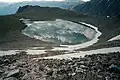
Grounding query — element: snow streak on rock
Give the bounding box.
[108,34,120,41]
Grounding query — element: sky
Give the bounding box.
[0,0,90,3]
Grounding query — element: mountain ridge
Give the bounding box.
[0,1,81,15]
[72,0,120,19]
[15,5,84,20]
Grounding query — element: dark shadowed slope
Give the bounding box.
[15,5,84,20]
[0,16,25,38]
[72,0,120,19]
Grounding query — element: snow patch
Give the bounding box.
[42,47,120,59]
[0,48,47,56]
[108,34,120,41]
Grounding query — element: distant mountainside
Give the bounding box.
[15,5,83,20]
[72,0,120,18]
[0,1,82,15]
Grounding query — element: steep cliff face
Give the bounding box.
[16,5,36,13]
[72,0,120,18]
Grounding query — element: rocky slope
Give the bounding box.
[72,0,120,19]
[0,16,25,38]
[16,5,83,20]
[0,52,120,80]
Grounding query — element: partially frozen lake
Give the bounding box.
[0,19,105,59]
[22,19,96,45]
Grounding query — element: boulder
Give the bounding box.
[4,59,11,64]
[0,70,4,74]
[7,69,20,77]
[4,77,18,80]
[22,73,38,80]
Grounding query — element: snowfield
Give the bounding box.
[42,47,120,59]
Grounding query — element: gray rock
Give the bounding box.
[71,73,76,76]
[0,70,4,74]
[105,76,111,80]
[4,59,10,64]
[4,77,18,80]
[7,69,19,77]
[22,73,38,80]
[75,67,84,73]
[9,65,17,70]
[52,69,57,78]
[0,77,4,80]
